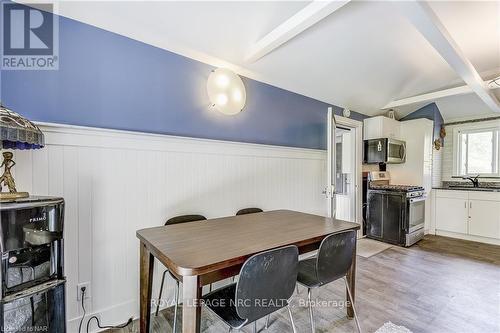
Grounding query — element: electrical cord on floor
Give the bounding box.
[86,316,133,332]
[77,286,133,333]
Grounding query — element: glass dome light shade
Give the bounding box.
[207,68,246,115]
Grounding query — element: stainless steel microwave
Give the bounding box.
[364,138,406,164]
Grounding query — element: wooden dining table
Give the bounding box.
[136,209,360,333]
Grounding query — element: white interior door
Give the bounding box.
[326,107,336,218]
[335,128,356,222]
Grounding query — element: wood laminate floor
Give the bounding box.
[104,235,500,333]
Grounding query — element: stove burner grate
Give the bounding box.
[369,184,424,192]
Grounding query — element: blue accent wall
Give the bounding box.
[401,103,444,142]
[0,6,366,150]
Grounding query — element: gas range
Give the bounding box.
[368,184,425,197]
[367,171,425,198]
[366,171,426,247]
[369,184,424,192]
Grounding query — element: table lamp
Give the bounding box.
[0,103,45,200]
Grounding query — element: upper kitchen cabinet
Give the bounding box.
[363,116,401,140]
[403,119,433,162]
[389,118,434,231]
[390,118,434,186]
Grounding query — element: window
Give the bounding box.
[457,128,499,176]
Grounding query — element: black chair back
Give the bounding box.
[316,230,356,285]
[165,214,207,226]
[236,208,263,216]
[235,245,298,322]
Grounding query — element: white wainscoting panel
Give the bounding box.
[9,123,327,330]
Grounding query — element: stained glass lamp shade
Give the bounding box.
[0,104,44,200]
[1,104,44,149]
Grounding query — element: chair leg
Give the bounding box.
[156,270,168,316]
[287,305,297,333]
[173,280,180,333]
[253,321,257,333]
[307,288,315,333]
[344,277,362,333]
[296,284,299,295]
[265,315,270,329]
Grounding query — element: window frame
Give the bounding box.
[453,125,500,177]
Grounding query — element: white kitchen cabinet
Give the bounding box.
[434,190,500,243]
[435,196,468,234]
[389,118,434,231]
[363,116,400,140]
[468,199,500,239]
[390,119,433,188]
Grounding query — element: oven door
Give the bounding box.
[0,280,66,333]
[387,139,406,163]
[408,197,425,233]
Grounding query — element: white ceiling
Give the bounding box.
[35,1,500,121]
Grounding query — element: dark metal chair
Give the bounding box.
[156,214,207,332]
[203,245,299,333]
[236,207,263,216]
[233,208,263,282]
[297,230,361,333]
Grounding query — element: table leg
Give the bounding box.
[346,241,357,318]
[182,275,202,333]
[140,242,154,333]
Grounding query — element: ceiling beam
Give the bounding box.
[383,85,471,109]
[383,79,500,109]
[395,1,500,113]
[245,0,351,63]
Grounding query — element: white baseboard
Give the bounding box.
[435,230,500,246]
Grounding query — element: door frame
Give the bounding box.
[334,115,363,236]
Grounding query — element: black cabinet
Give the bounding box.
[367,191,404,245]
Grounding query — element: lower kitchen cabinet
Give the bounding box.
[469,199,500,239]
[434,190,500,244]
[435,197,468,234]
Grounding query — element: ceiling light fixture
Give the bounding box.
[207,68,246,115]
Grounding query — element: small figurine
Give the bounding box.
[440,126,446,139]
[433,139,442,151]
[0,152,17,193]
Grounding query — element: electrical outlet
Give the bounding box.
[77,282,91,301]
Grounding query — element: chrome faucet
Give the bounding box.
[462,175,480,187]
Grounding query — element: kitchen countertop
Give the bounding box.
[434,181,500,192]
[433,186,500,192]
